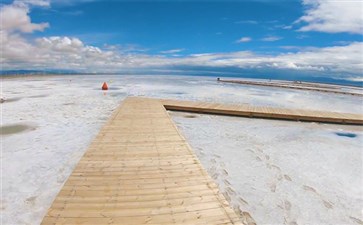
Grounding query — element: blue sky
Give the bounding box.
[1,0,362,82]
[29,0,359,53]
[32,1,304,53]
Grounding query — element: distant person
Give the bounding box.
[217,77,220,81]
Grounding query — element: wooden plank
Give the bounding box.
[42,96,361,225]
[42,207,241,225]
[218,79,363,97]
[161,99,363,125]
[41,97,242,225]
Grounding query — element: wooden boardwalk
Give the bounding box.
[218,79,363,97]
[41,97,242,225]
[41,96,362,225]
[161,99,363,125]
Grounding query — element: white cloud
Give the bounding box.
[271,42,363,73]
[0,0,362,78]
[166,43,362,75]
[103,43,149,53]
[347,76,363,82]
[1,32,362,75]
[279,46,319,51]
[14,0,50,7]
[0,3,49,33]
[261,36,282,42]
[297,0,363,34]
[160,49,185,54]
[0,1,49,65]
[236,37,252,43]
[36,36,84,52]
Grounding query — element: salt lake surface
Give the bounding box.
[1,75,362,225]
[171,111,363,225]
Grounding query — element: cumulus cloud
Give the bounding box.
[297,0,363,34]
[5,37,361,75]
[0,0,362,77]
[0,1,50,67]
[0,3,49,33]
[36,36,84,52]
[236,37,252,43]
[269,42,363,73]
[159,43,362,75]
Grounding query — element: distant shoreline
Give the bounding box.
[217,78,363,96]
[1,73,362,88]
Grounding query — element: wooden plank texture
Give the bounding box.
[41,96,362,225]
[161,99,363,125]
[41,97,242,225]
[218,79,363,97]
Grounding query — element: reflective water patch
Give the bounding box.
[0,124,36,136]
[335,132,357,138]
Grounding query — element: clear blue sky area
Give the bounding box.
[27,0,360,54]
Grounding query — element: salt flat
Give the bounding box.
[171,111,363,225]
[1,75,362,225]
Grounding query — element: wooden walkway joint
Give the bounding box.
[41,97,363,225]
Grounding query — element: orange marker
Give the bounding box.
[102,82,108,90]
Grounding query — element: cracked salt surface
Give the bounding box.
[1,75,363,224]
[170,112,363,225]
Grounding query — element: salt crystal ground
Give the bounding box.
[171,112,363,225]
[1,75,362,224]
